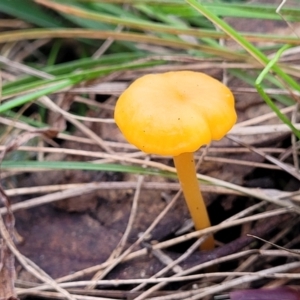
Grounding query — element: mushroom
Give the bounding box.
[114,71,236,250]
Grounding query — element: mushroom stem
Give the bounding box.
[173,152,214,250]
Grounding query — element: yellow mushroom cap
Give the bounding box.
[114,71,237,156]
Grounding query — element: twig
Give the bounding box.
[132,209,291,299]
[223,220,297,282]
[39,96,114,153]
[54,207,291,283]
[228,136,300,181]
[189,262,300,300]
[0,55,54,79]
[145,262,300,300]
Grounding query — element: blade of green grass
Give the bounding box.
[0,80,72,113]
[1,160,174,178]
[0,0,64,27]
[186,0,300,92]
[82,0,299,21]
[72,0,300,22]
[187,0,300,138]
[135,3,224,50]
[33,1,300,46]
[255,45,300,139]
[35,0,189,31]
[2,53,145,93]
[1,58,165,101]
[2,160,300,211]
[230,69,294,106]
[157,2,300,21]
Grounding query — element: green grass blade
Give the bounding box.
[145,2,300,21]
[0,80,72,113]
[255,45,300,139]
[0,59,165,112]
[186,0,300,90]
[3,59,165,98]
[2,53,145,93]
[0,0,64,27]
[230,69,294,106]
[1,160,174,178]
